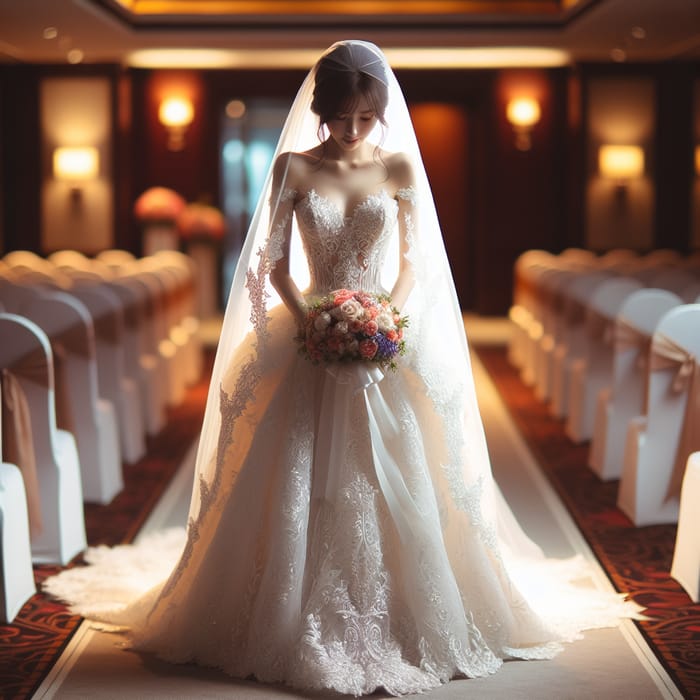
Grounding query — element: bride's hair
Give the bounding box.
[310,43,389,129]
[310,42,389,172]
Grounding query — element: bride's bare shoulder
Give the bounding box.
[382,150,415,189]
[273,149,323,188]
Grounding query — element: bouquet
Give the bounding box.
[297,289,408,371]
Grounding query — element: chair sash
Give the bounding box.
[587,308,615,344]
[615,318,652,409]
[1,353,47,536]
[51,321,92,433]
[649,333,700,499]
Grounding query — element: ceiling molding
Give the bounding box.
[89,0,601,30]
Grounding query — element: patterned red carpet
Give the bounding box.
[0,358,211,700]
[476,345,700,700]
[2,346,698,699]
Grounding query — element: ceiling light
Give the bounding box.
[127,46,570,70]
[67,48,84,64]
[610,48,626,63]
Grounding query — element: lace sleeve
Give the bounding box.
[266,182,297,270]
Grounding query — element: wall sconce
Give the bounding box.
[599,144,644,203]
[506,97,541,151]
[53,146,99,206]
[159,97,194,151]
[695,145,700,177]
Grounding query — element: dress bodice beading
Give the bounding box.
[294,188,398,295]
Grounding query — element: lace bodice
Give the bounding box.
[294,188,398,294]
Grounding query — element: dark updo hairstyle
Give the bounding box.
[310,43,389,132]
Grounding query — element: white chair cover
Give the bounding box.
[589,289,682,480]
[550,271,611,419]
[671,451,700,602]
[618,304,700,525]
[0,375,37,622]
[22,291,123,504]
[565,277,643,443]
[69,284,146,464]
[0,313,86,564]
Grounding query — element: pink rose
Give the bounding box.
[386,330,398,342]
[363,320,378,336]
[333,289,354,305]
[359,339,378,359]
[356,292,373,308]
[366,306,379,320]
[349,320,363,333]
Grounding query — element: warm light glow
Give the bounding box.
[695,146,700,177]
[506,98,541,128]
[599,145,644,179]
[158,97,194,128]
[128,47,570,70]
[53,147,99,180]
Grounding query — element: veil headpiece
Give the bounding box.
[188,40,503,551]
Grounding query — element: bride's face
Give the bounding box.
[326,94,378,152]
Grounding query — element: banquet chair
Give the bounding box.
[150,259,202,387]
[0,313,86,564]
[508,250,551,370]
[135,268,187,406]
[589,289,682,480]
[647,269,698,300]
[617,304,700,526]
[107,278,166,435]
[69,284,146,464]
[96,249,137,268]
[671,451,700,602]
[113,274,166,435]
[565,277,643,443]
[532,268,564,401]
[550,271,611,419]
[3,250,55,276]
[597,248,638,271]
[22,291,123,503]
[0,378,36,623]
[559,248,597,264]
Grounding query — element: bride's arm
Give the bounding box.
[268,154,308,326]
[390,154,417,311]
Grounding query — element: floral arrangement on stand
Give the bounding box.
[176,202,225,242]
[133,186,186,225]
[133,187,187,255]
[177,201,226,320]
[297,289,408,371]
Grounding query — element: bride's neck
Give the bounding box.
[322,138,375,168]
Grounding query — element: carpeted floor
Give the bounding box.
[1,340,698,699]
[475,345,700,700]
[0,358,212,700]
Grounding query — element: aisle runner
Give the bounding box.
[476,345,700,700]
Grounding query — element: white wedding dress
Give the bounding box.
[45,182,636,697]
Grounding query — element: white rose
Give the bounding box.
[376,310,395,333]
[339,299,364,322]
[314,311,331,331]
[347,339,360,355]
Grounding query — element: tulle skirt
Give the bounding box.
[45,307,637,697]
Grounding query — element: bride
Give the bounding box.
[45,40,637,697]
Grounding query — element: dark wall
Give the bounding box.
[1,61,698,314]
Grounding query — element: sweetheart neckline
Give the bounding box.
[296,188,396,223]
